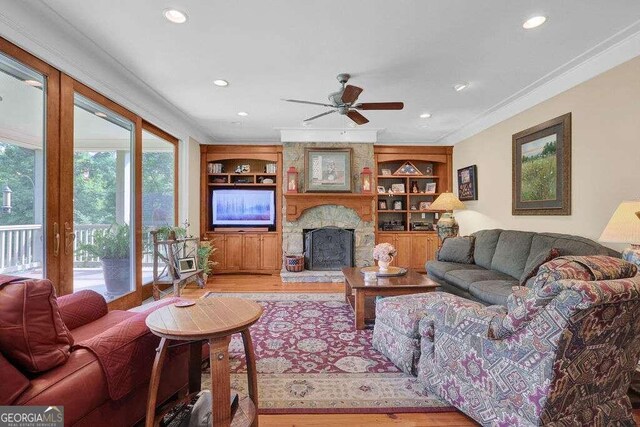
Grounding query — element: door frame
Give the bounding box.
[60,75,143,309]
[0,38,61,292]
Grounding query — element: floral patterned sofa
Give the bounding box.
[373,256,640,425]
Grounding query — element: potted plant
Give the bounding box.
[78,224,131,296]
[197,241,217,282]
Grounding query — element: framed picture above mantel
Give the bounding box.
[512,113,571,216]
[304,147,353,192]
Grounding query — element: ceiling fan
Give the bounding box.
[283,73,404,125]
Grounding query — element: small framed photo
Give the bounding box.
[377,185,386,194]
[425,182,437,193]
[391,183,405,193]
[178,257,197,274]
[378,200,388,210]
[381,169,392,176]
[419,201,432,210]
[393,200,403,210]
[425,164,434,176]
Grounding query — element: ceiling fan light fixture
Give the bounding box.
[163,9,188,24]
[523,15,547,29]
[213,79,228,87]
[237,111,249,117]
[454,82,469,92]
[419,113,432,119]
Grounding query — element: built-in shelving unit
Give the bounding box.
[374,146,453,271]
[200,146,283,275]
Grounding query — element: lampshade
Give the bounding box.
[430,192,466,211]
[599,201,640,244]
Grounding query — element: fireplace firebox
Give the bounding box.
[303,227,355,271]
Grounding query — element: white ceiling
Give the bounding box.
[36,0,640,143]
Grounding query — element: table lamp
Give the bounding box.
[430,192,466,242]
[599,201,640,267]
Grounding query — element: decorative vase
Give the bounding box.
[378,258,392,272]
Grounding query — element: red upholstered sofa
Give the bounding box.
[1,288,190,427]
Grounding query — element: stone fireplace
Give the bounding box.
[281,142,375,282]
[304,227,354,270]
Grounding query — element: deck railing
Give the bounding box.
[0,223,154,273]
[0,224,43,273]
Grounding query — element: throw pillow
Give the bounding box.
[0,279,74,373]
[437,236,475,264]
[519,248,560,286]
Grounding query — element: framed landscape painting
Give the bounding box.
[512,113,571,215]
[457,165,478,201]
[304,148,352,192]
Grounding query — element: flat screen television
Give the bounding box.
[211,188,276,229]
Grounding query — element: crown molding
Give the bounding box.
[0,1,212,144]
[279,128,381,143]
[438,19,640,146]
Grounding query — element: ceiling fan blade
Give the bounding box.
[304,110,337,122]
[356,102,404,110]
[346,110,369,125]
[341,85,363,104]
[282,99,335,108]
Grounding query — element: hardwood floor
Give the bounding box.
[181,274,640,427]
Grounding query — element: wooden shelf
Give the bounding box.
[208,173,277,177]
[409,193,440,197]
[377,192,408,196]
[377,175,440,179]
[208,183,277,187]
[379,210,408,213]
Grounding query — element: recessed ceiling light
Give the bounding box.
[454,82,469,92]
[523,15,547,29]
[95,112,108,118]
[213,79,228,87]
[163,9,188,24]
[24,79,42,87]
[419,113,432,119]
[237,111,248,117]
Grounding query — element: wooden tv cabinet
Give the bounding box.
[200,145,283,275]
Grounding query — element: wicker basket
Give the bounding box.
[284,255,304,272]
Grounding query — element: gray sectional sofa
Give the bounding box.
[425,229,618,306]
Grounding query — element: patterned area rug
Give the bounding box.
[202,292,453,414]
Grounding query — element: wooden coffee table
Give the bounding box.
[145,297,263,427]
[342,267,438,330]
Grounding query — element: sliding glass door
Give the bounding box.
[1,36,180,309]
[0,41,60,287]
[71,94,135,301]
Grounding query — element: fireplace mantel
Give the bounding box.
[285,193,375,222]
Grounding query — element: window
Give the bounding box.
[141,125,178,284]
[72,94,135,300]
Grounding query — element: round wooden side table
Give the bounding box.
[145,297,263,427]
